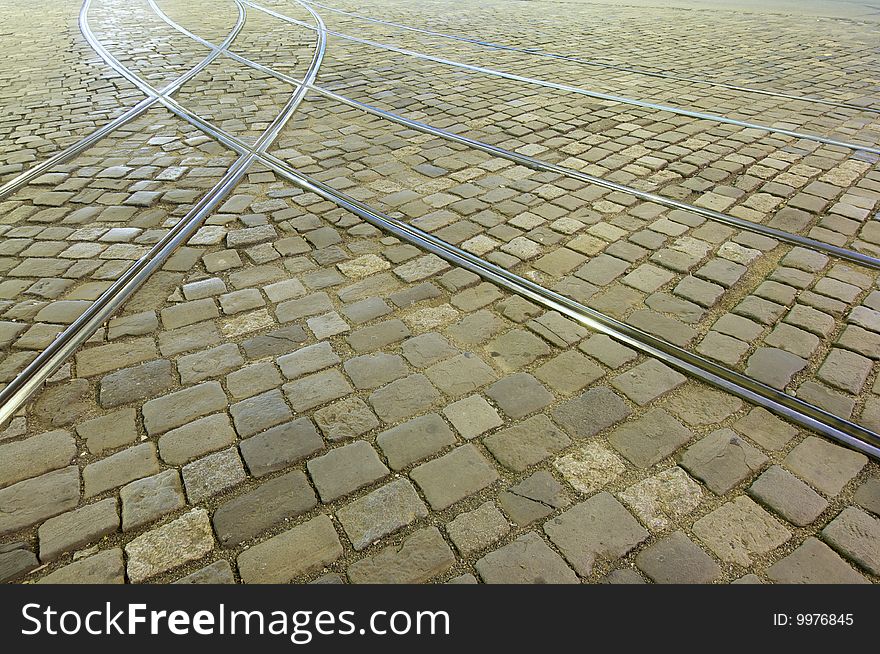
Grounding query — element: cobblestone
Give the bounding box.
[476,532,577,584]
[552,387,632,438]
[822,507,880,575]
[499,471,570,525]
[120,470,185,531]
[4,0,880,587]
[307,441,389,503]
[679,428,768,494]
[411,444,499,510]
[784,437,867,495]
[485,414,571,472]
[239,418,324,477]
[749,465,828,526]
[337,478,428,550]
[693,496,791,566]
[39,548,125,584]
[38,498,119,562]
[213,470,316,546]
[619,467,703,531]
[237,515,342,584]
[125,509,215,583]
[544,493,648,576]
[635,532,721,584]
[767,537,868,584]
[376,413,456,470]
[347,526,454,584]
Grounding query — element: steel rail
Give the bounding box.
[94,6,880,460]
[0,0,326,427]
[300,0,880,116]
[244,0,880,155]
[0,0,247,203]
[144,8,880,272]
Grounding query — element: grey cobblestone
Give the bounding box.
[376,413,456,470]
[544,493,648,577]
[499,471,570,525]
[636,532,721,584]
[125,509,215,583]
[411,444,499,510]
[307,441,389,503]
[38,498,119,562]
[38,548,125,584]
[337,478,428,550]
[693,496,791,566]
[239,418,323,477]
[767,537,868,584]
[679,428,768,494]
[238,515,342,584]
[347,526,454,584]
[120,470,185,531]
[0,467,80,535]
[784,436,867,495]
[476,532,577,584]
[822,507,880,575]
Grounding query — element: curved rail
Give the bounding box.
[0,0,326,427]
[0,0,247,202]
[244,0,880,155]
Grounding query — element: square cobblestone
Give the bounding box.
[784,436,867,495]
[552,386,632,438]
[347,526,454,584]
[337,478,428,550]
[767,537,868,584]
[307,441,390,503]
[679,428,768,494]
[821,507,880,575]
[499,471,570,525]
[692,496,791,566]
[611,359,686,405]
[410,444,499,510]
[609,408,694,468]
[748,465,828,526]
[544,492,648,576]
[475,532,578,584]
[636,531,721,584]
[485,373,555,419]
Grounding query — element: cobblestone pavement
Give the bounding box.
[0,0,879,584]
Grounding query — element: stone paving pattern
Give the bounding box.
[0,0,878,584]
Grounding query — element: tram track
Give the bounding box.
[4,0,874,462]
[3,0,880,466]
